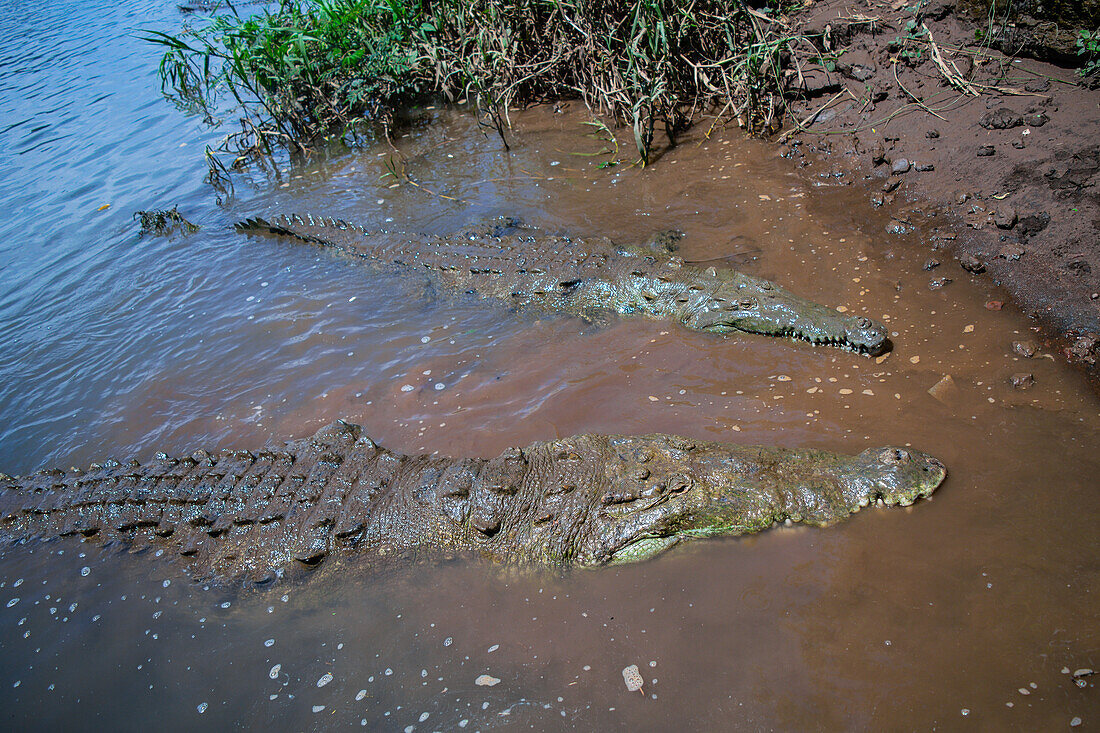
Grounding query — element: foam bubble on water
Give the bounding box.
[317,673,333,688]
[622,664,644,693]
[355,689,367,701]
[475,675,500,686]
[443,637,453,646]
[197,702,208,714]
[312,705,325,713]
[487,644,499,653]
[80,567,90,577]
[269,664,282,680]
[419,712,430,722]
[264,639,275,647]
[6,598,18,608]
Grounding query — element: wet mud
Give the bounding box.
[1,1,1098,730]
[784,0,1100,379]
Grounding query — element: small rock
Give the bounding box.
[870,193,885,208]
[915,162,935,171]
[1012,339,1039,358]
[1012,140,1026,149]
[1010,372,1035,390]
[929,277,952,290]
[1024,78,1051,93]
[994,206,1018,230]
[1069,334,1100,363]
[926,129,940,139]
[891,158,911,175]
[959,253,986,273]
[923,258,941,271]
[1025,112,1049,127]
[839,62,876,82]
[985,300,1003,310]
[871,142,887,165]
[955,191,970,204]
[928,375,959,404]
[882,178,901,193]
[980,108,1024,129]
[998,242,1026,260]
[976,145,995,157]
[886,218,914,235]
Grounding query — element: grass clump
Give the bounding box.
[144,0,799,171]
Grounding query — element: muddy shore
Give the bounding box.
[772,0,1100,382]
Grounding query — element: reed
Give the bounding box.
[143,0,799,168]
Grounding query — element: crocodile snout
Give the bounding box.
[845,316,890,355]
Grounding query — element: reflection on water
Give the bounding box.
[0,1,1097,730]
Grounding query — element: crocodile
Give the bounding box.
[0,422,944,583]
[237,215,891,355]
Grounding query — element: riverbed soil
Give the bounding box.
[777,0,1100,380]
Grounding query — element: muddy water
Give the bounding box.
[1,2,1098,731]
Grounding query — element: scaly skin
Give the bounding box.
[0,422,944,582]
[237,215,891,355]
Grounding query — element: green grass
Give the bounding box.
[143,0,798,170]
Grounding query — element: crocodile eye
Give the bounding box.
[667,475,692,495]
[880,448,911,464]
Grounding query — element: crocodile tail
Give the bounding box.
[0,422,393,584]
[236,214,370,249]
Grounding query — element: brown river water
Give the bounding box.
[0,2,1097,730]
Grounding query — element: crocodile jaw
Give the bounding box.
[683,277,891,355]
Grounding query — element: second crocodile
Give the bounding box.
[238,215,891,355]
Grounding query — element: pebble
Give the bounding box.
[891,158,911,174]
[959,253,985,274]
[1013,340,1039,358]
[976,145,995,157]
[1010,373,1035,390]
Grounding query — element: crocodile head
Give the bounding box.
[581,436,945,564]
[682,271,891,355]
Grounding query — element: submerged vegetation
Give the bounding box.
[144,0,800,172]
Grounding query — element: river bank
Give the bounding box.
[777,0,1100,382]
